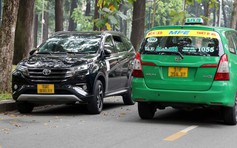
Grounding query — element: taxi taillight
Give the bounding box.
[132,53,156,78]
[214,54,229,81]
[132,52,144,78]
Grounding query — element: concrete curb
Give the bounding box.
[0,100,16,113]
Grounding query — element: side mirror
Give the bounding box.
[104,45,112,57]
[29,49,37,56]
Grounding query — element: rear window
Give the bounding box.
[140,30,222,57]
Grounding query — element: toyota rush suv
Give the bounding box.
[12,31,135,114]
[132,18,237,125]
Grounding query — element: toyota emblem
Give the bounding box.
[42,69,51,75]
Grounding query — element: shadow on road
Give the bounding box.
[30,101,125,116]
[130,107,225,126]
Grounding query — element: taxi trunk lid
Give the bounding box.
[142,55,219,91]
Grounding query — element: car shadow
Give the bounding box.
[30,100,125,116]
[126,107,225,126]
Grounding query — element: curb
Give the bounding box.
[0,100,16,113]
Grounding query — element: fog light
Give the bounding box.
[14,84,18,90]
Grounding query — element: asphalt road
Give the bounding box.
[0,96,236,148]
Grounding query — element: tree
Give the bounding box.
[85,0,91,16]
[130,0,145,50]
[93,0,99,30]
[71,1,93,31]
[55,0,64,31]
[231,0,237,29]
[151,0,183,27]
[0,0,20,93]
[13,0,35,64]
[94,0,134,31]
[68,0,78,31]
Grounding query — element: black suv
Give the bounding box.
[12,31,135,114]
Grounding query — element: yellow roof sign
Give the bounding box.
[146,30,218,39]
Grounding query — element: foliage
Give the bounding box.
[0,93,12,101]
[95,0,135,30]
[148,0,183,26]
[71,6,93,31]
[169,0,218,25]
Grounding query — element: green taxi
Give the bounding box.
[132,18,237,125]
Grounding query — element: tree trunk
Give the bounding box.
[123,8,128,36]
[42,9,49,42]
[151,0,157,28]
[68,0,78,31]
[93,0,99,31]
[13,0,35,65]
[217,0,220,26]
[85,0,91,16]
[0,0,2,26]
[55,0,64,31]
[203,1,210,25]
[0,0,19,93]
[34,14,38,48]
[222,1,227,27]
[119,4,123,33]
[130,0,145,50]
[213,8,216,26]
[231,0,237,29]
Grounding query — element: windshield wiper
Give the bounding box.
[188,52,210,56]
[156,51,184,59]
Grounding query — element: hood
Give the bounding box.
[20,54,97,68]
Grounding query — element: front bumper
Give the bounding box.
[12,84,93,104]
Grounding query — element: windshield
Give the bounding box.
[141,30,223,57]
[38,34,101,54]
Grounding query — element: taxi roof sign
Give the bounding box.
[185,18,204,25]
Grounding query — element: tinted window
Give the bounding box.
[122,37,133,50]
[113,36,127,52]
[38,34,101,54]
[141,36,220,57]
[104,36,119,54]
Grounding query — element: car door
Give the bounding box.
[112,35,135,89]
[103,35,122,92]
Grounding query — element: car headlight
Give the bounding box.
[16,65,29,76]
[71,64,89,74]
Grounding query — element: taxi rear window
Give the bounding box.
[141,30,221,57]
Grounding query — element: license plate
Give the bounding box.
[168,67,188,77]
[37,84,54,94]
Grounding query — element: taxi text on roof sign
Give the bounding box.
[146,30,218,38]
[185,18,204,24]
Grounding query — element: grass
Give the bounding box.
[0,93,12,101]
[0,65,16,101]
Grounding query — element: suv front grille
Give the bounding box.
[26,68,73,83]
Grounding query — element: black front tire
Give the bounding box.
[16,102,34,114]
[138,102,156,119]
[87,80,104,114]
[223,98,237,125]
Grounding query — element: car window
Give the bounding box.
[225,31,237,54]
[141,30,222,57]
[38,34,101,54]
[105,36,114,46]
[113,36,127,52]
[104,36,119,54]
[122,37,133,50]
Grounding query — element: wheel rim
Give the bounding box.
[96,84,103,110]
